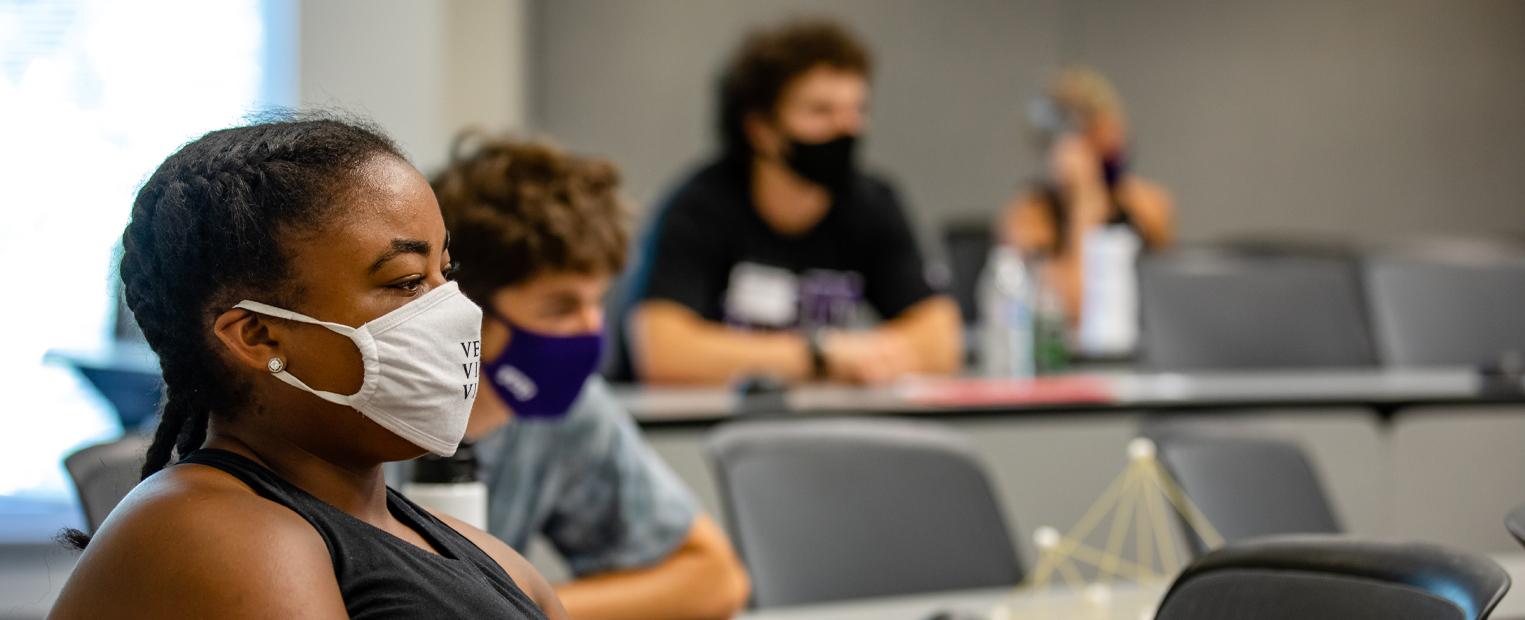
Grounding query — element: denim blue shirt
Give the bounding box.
[472,376,698,576]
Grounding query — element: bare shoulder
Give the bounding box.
[50,464,346,619]
[427,510,569,619]
[1004,190,1057,251]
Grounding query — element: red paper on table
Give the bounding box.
[903,376,1115,407]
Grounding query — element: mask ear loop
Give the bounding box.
[234,300,361,336]
[232,300,368,406]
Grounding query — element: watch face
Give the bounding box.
[808,330,828,377]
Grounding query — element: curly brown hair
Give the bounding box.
[718,17,873,158]
[431,134,628,303]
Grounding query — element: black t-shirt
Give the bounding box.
[634,157,939,331]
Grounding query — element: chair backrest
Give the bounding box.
[1156,536,1511,620]
[64,435,151,531]
[1154,433,1341,556]
[942,221,994,325]
[1138,250,1377,371]
[1364,253,1525,367]
[1506,503,1525,549]
[705,418,1022,608]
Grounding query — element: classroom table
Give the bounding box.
[738,553,1525,620]
[52,344,1525,430]
[616,367,1525,428]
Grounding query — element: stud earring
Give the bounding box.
[266,357,285,373]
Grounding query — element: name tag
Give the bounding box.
[724,262,799,328]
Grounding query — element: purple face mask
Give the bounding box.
[483,309,604,420]
[1101,151,1127,190]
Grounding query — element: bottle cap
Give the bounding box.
[411,441,480,484]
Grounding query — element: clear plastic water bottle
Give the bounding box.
[403,441,489,530]
[979,245,1035,378]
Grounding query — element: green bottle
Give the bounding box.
[1031,260,1069,375]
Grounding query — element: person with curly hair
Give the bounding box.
[431,134,750,620]
[627,18,963,386]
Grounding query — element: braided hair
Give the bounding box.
[60,116,402,549]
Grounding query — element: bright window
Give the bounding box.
[0,0,291,508]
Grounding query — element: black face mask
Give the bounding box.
[782,134,858,193]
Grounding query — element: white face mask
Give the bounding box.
[234,281,484,457]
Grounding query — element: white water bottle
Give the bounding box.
[403,441,489,530]
[1077,225,1141,356]
[979,245,1035,378]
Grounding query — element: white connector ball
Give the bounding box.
[1128,437,1156,461]
[1034,526,1061,550]
[1084,583,1112,606]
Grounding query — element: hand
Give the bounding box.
[1049,135,1108,229]
[1049,134,1101,189]
[820,330,917,385]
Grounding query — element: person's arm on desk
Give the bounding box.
[850,176,963,380]
[555,515,749,620]
[630,300,958,385]
[880,295,963,376]
[531,380,750,619]
[629,300,814,384]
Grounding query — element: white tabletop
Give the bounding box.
[740,553,1525,620]
[618,367,1525,426]
[739,582,1162,620]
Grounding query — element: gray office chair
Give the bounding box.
[1156,536,1510,620]
[1154,433,1341,556]
[706,418,1023,608]
[1138,250,1377,371]
[64,435,151,531]
[1364,253,1525,367]
[942,220,994,325]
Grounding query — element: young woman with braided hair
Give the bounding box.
[49,117,566,619]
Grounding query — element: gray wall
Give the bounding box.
[300,0,529,173]
[527,0,1525,245]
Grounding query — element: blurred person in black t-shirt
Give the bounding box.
[626,18,962,385]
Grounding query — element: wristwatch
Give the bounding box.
[806,329,829,379]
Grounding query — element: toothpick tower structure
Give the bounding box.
[1001,437,1224,615]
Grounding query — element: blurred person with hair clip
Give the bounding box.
[430,134,750,620]
[627,17,963,386]
[1002,67,1174,356]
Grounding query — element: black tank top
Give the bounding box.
[178,449,547,620]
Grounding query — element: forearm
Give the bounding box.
[552,516,749,620]
[881,296,964,375]
[1129,193,1175,249]
[631,302,812,384]
[554,562,741,620]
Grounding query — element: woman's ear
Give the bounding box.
[212,308,282,373]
